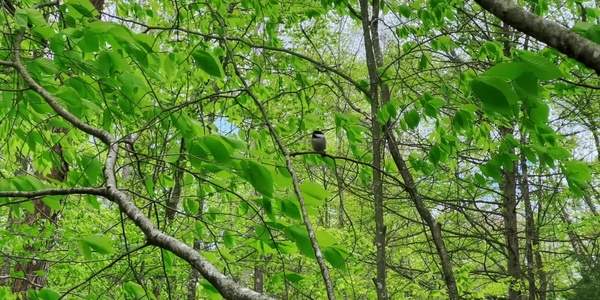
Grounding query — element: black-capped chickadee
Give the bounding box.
[312,130,326,156]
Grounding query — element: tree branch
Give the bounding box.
[474,0,600,74]
[0,187,108,199]
[10,22,274,300]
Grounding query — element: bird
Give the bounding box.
[311,130,326,156]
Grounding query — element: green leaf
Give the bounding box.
[81,155,102,185]
[200,280,221,300]
[280,199,302,221]
[573,22,593,33]
[221,136,247,149]
[25,8,49,27]
[284,272,306,283]
[34,58,58,74]
[419,54,429,70]
[429,145,441,166]
[159,174,175,188]
[195,220,204,237]
[471,76,519,118]
[254,225,270,241]
[144,178,155,196]
[483,62,525,80]
[81,235,115,255]
[171,113,195,139]
[78,240,93,259]
[12,176,47,191]
[482,162,502,182]
[315,231,338,247]
[123,282,146,299]
[87,20,118,33]
[404,109,420,129]
[192,50,225,78]
[32,27,55,39]
[428,97,446,109]
[563,160,591,195]
[563,160,591,181]
[184,198,199,214]
[66,0,99,17]
[15,9,28,27]
[241,160,274,197]
[284,225,315,259]
[386,102,398,119]
[377,107,390,125]
[85,195,101,209]
[519,51,563,80]
[547,146,571,160]
[79,28,100,53]
[20,201,35,214]
[323,247,346,270]
[523,147,538,163]
[399,4,412,18]
[223,231,234,249]
[38,289,60,300]
[443,134,457,142]
[41,196,62,211]
[514,71,539,96]
[528,99,549,125]
[474,173,487,186]
[85,294,112,300]
[203,136,231,163]
[162,250,174,273]
[300,181,329,202]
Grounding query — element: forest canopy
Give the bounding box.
[0,0,600,299]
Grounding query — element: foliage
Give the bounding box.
[0,0,599,299]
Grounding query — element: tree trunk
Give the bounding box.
[560,208,588,256]
[187,196,205,300]
[520,134,536,300]
[386,133,460,300]
[499,24,522,300]
[356,0,387,297]
[254,265,264,294]
[336,135,345,227]
[500,126,522,300]
[166,138,186,221]
[12,130,67,296]
[355,0,460,293]
[187,239,201,300]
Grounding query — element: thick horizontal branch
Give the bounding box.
[0,187,108,198]
[474,0,600,74]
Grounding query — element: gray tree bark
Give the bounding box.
[474,0,600,74]
[356,0,387,298]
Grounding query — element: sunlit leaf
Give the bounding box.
[519,51,563,80]
[192,50,225,78]
[471,76,519,118]
[81,235,115,255]
[241,160,273,197]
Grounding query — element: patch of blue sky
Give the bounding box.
[214,116,239,135]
